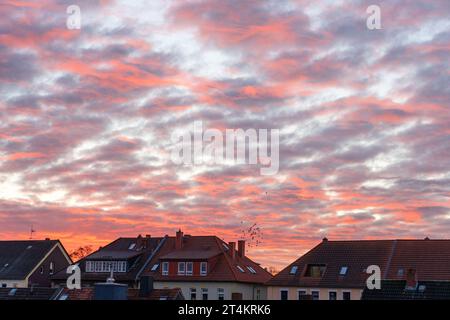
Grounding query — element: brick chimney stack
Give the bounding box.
[238,240,245,258]
[228,242,236,260]
[176,229,183,250]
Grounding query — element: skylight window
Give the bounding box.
[222,243,229,250]
[289,266,298,275]
[246,266,257,274]
[397,268,404,276]
[151,264,159,272]
[237,265,245,273]
[128,243,136,250]
[339,266,348,275]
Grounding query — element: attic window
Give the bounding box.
[289,266,298,275]
[128,243,136,250]
[246,266,257,274]
[151,264,159,272]
[237,265,245,273]
[339,266,348,275]
[304,264,326,278]
[397,268,404,276]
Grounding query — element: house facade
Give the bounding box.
[143,230,272,300]
[267,238,450,300]
[0,239,72,288]
[52,234,166,288]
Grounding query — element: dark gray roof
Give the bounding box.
[0,240,59,280]
[0,287,61,300]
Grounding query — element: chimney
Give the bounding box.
[176,229,183,250]
[228,242,236,260]
[139,276,154,297]
[405,268,418,290]
[238,240,245,258]
[45,238,50,241]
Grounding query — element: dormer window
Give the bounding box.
[162,262,169,275]
[304,264,326,277]
[151,264,159,272]
[200,262,207,276]
[290,266,298,275]
[178,262,186,275]
[237,265,245,273]
[339,266,348,275]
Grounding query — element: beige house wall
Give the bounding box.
[267,286,363,300]
[0,279,28,288]
[155,281,267,300]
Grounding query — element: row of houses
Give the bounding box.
[1,230,450,300]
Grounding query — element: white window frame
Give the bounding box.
[342,291,351,300]
[297,289,307,300]
[178,262,186,275]
[217,288,225,300]
[246,266,256,274]
[190,288,197,300]
[311,290,320,300]
[328,290,337,300]
[237,265,245,273]
[201,288,208,300]
[162,262,169,276]
[186,262,193,275]
[200,262,207,276]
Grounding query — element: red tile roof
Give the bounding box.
[144,235,272,284]
[268,239,450,288]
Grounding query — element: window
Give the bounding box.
[49,262,54,275]
[190,288,197,300]
[200,262,207,276]
[289,266,298,275]
[151,264,159,272]
[178,262,186,275]
[186,262,193,275]
[339,266,348,275]
[343,292,351,300]
[85,261,127,273]
[218,288,225,300]
[246,266,256,274]
[298,290,306,300]
[223,243,229,250]
[40,266,44,274]
[162,262,169,276]
[202,288,208,300]
[59,294,69,300]
[397,268,404,276]
[304,264,326,277]
[256,289,261,300]
[1,284,6,288]
[329,291,337,300]
[237,265,245,273]
[280,290,288,300]
[311,291,320,300]
[128,243,136,250]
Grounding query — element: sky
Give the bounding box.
[0,0,449,270]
